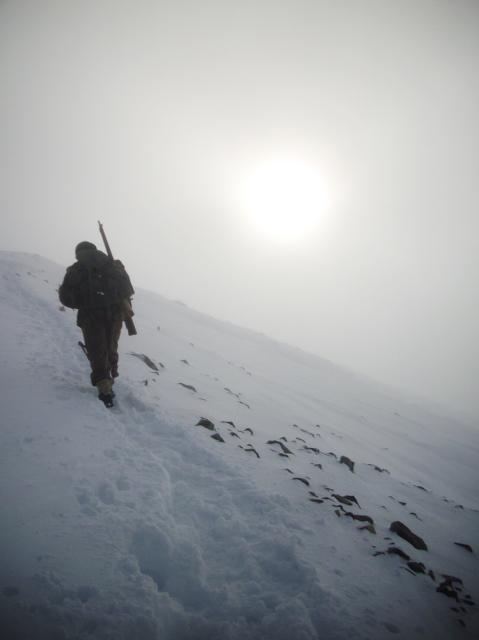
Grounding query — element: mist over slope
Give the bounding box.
[0,250,478,639]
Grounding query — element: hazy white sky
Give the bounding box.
[1,0,478,419]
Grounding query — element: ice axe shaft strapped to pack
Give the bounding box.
[98,221,137,336]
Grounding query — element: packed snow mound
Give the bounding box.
[0,250,478,640]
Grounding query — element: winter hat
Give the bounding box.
[75,241,97,258]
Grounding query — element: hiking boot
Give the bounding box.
[96,378,113,395]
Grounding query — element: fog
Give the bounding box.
[1,0,478,420]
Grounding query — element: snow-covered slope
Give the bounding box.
[0,250,478,640]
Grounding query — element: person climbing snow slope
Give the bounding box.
[59,241,135,407]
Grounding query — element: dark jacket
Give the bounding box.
[59,249,134,327]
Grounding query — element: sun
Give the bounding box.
[242,157,331,244]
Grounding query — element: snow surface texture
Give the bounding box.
[0,250,478,640]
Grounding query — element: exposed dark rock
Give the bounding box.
[180,359,190,365]
[242,428,254,435]
[344,495,361,508]
[327,451,338,459]
[279,436,288,441]
[196,417,215,430]
[359,524,376,534]
[339,456,355,472]
[293,477,310,487]
[455,504,464,509]
[428,570,436,582]
[211,433,225,443]
[129,352,162,373]
[366,464,390,473]
[310,498,324,504]
[407,562,426,574]
[267,440,293,455]
[304,446,320,454]
[387,546,411,561]
[346,513,374,525]
[409,512,422,520]
[398,501,407,506]
[221,420,236,428]
[300,428,315,437]
[390,521,428,551]
[437,583,459,600]
[179,382,197,392]
[311,463,323,470]
[414,485,428,492]
[238,401,250,409]
[229,432,240,438]
[244,446,260,458]
[454,542,473,553]
[442,574,463,586]
[332,494,354,507]
[284,468,293,474]
[295,437,306,443]
[278,453,289,458]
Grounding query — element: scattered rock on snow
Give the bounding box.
[129,352,162,373]
[179,382,197,392]
[390,521,428,551]
[196,417,215,430]
[345,512,374,525]
[303,446,320,454]
[293,477,310,487]
[267,440,293,455]
[332,494,361,508]
[359,524,376,534]
[211,433,225,443]
[409,512,422,520]
[454,542,473,553]
[386,546,411,561]
[339,456,355,472]
[332,494,354,507]
[414,484,428,492]
[407,562,426,574]
[244,445,260,458]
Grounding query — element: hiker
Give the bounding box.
[59,241,135,406]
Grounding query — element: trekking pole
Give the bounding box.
[98,221,138,336]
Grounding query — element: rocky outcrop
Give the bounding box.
[390,521,428,551]
[339,456,355,472]
[267,440,293,455]
[196,417,215,430]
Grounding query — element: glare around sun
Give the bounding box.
[242,157,331,244]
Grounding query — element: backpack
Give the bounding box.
[72,252,134,310]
